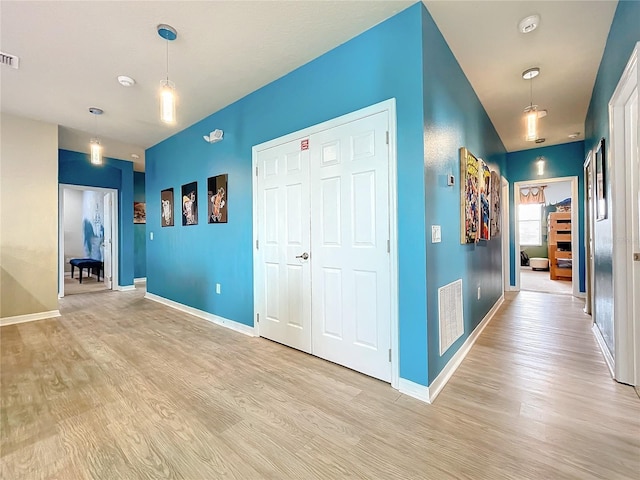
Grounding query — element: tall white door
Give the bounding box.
[628,88,639,383]
[103,192,113,290]
[310,112,391,381]
[256,140,312,353]
[255,110,392,382]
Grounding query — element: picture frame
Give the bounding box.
[208,174,228,223]
[595,138,606,221]
[161,188,174,227]
[460,147,479,244]
[133,202,146,224]
[181,182,198,226]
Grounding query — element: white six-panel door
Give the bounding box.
[255,110,391,382]
[309,112,391,381]
[256,140,312,353]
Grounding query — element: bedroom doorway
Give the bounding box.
[514,176,579,297]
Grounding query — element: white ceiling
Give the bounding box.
[0,1,618,171]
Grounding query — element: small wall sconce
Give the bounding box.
[203,129,224,144]
[536,157,545,175]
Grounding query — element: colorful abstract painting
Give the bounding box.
[181,182,198,226]
[490,170,501,237]
[207,174,228,223]
[479,159,491,241]
[460,147,479,244]
[161,188,174,227]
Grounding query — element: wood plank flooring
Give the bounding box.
[1,288,638,479]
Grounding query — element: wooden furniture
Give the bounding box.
[70,258,103,283]
[548,212,572,280]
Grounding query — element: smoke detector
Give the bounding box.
[117,75,136,87]
[518,14,540,34]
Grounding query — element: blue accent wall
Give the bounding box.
[585,0,640,353]
[134,171,146,279]
[506,141,586,293]
[421,7,507,383]
[59,149,134,287]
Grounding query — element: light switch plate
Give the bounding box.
[447,174,455,186]
[150,232,154,240]
[431,225,441,243]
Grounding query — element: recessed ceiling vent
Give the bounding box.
[0,51,20,69]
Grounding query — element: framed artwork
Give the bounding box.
[479,159,491,241]
[460,147,479,244]
[490,170,501,237]
[161,188,174,227]
[208,174,228,223]
[595,138,606,221]
[133,202,146,224]
[181,182,198,226]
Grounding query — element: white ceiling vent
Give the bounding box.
[0,52,20,69]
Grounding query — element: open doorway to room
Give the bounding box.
[514,176,579,296]
[58,184,118,297]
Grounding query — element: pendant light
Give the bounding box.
[89,107,103,165]
[157,24,177,125]
[523,67,540,142]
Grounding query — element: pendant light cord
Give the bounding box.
[166,39,170,83]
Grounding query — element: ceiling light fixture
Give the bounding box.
[88,107,104,165]
[568,132,580,139]
[131,153,140,159]
[518,14,540,34]
[157,24,177,125]
[117,75,136,87]
[535,138,546,144]
[203,129,224,144]
[536,157,545,176]
[523,67,543,142]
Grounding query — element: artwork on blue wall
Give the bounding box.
[208,174,228,223]
[595,138,606,221]
[460,147,479,243]
[161,188,174,227]
[133,202,146,224]
[182,182,198,226]
[490,170,501,237]
[479,161,491,241]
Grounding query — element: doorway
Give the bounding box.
[608,42,639,386]
[252,100,399,386]
[514,176,580,297]
[58,184,118,297]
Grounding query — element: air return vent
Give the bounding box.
[0,52,20,69]
[438,279,464,355]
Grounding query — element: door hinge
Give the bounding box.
[388,349,391,362]
[256,239,259,250]
[385,131,389,145]
[256,313,260,323]
[634,253,640,261]
[387,239,390,253]
[255,166,258,177]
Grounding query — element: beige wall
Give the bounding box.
[1,113,59,318]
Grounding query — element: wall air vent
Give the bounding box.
[438,279,464,356]
[0,52,20,69]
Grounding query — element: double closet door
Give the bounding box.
[255,111,392,382]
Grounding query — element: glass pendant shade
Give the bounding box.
[160,80,176,124]
[525,106,538,141]
[90,138,102,165]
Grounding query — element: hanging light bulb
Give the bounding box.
[536,157,545,175]
[88,107,103,165]
[157,24,177,125]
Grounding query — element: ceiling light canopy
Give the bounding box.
[157,24,177,125]
[518,14,540,34]
[88,107,104,165]
[522,67,540,80]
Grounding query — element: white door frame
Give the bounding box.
[608,42,639,386]
[513,176,581,297]
[501,176,511,293]
[252,99,399,389]
[583,151,595,316]
[58,184,119,297]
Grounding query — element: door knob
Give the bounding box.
[296,252,309,260]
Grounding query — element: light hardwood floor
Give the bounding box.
[1,288,638,479]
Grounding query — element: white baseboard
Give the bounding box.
[144,292,256,337]
[398,378,432,404]
[592,323,615,379]
[116,285,136,292]
[134,277,146,284]
[398,295,505,405]
[1,310,61,327]
[575,292,586,299]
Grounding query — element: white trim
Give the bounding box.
[398,378,431,404]
[501,177,510,294]
[59,184,119,297]
[608,41,639,385]
[116,285,136,292]
[428,295,504,403]
[145,292,256,337]
[514,176,581,297]
[593,323,615,379]
[251,99,400,389]
[1,310,61,327]
[134,277,147,284]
